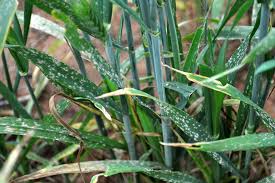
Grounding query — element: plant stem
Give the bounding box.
[13,71,21,93]
[135,0,154,97]
[123,0,140,90]
[158,4,171,81]
[115,16,124,66]
[23,76,43,119]
[106,33,137,160]
[139,0,173,168]
[245,0,269,175]
[1,52,13,92]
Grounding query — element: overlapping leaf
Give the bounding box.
[13,160,201,183]
[0,117,125,149]
[12,46,119,117]
[97,88,242,177]
[163,65,275,131]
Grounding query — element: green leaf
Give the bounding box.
[13,160,202,183]
[0,81,31,119]
[226,36,250,83]
[174,133,275,152]
[163,81,196,98]
[227,9,260,84]
[183,28,203,72]
[0,117,125,150]
[163,65,275,132]
[136,105,162,162]
[23,0,33,43]
[12,46,119,117]
[64,21,123,88]
[0,0,17,54]
[234,65,254,136]
[7,27,29,75]
[120,45,145,76]
[214,0,252,39]
[29,0,106,40]
[257,174,275,183]
[255,59,275,75]
[97,88,242,177]
[144,170,203,183]
[209,29,275,81]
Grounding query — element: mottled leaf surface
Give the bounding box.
[13,46,118,116]
[14,160,201,183]
[0,117,124,149]
[181,133,275,152]
[97,88,242,177]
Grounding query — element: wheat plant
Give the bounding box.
[0,0,275,182]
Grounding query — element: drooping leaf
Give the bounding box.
[97,88,242,177]
[0,117,125,150]
[166,133,275,152]
[13,160,202,183]
[0,0,17,54]
[12,46,119,117]
[163,65,275,132]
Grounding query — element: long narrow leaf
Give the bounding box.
[163,65,275,132]
[0,117,125,150]
[13,160,201,183]
[0,0,17,54]
[12,46,119,117]
[164,133,275,152]
[97,88,242,177]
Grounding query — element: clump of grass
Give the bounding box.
[0,0,275,183]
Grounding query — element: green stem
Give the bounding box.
[245,0,269,175]
[115,16,124,66]
[158,4,171,81]
[23,76,43,119]
[135,0,153,97]
[13,71,21,93]
[1,52,13,92]
[141,0,173,168]
[123,0,140,89]
[106,33,137,160]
